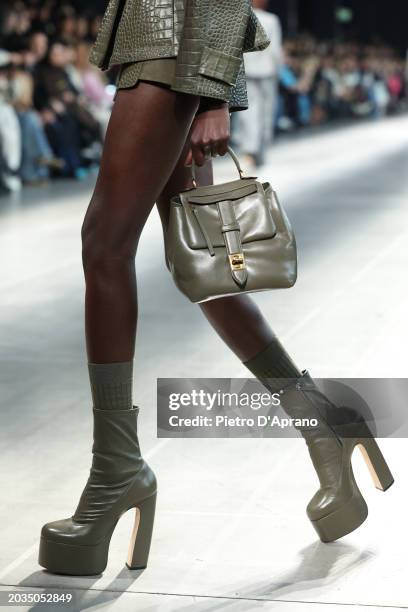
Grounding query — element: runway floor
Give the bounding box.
[1,115,407,611]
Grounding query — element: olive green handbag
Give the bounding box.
[165,147,297,303]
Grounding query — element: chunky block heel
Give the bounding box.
[310,435,394,543]
[126,492,157,569]
[357,437,394,492]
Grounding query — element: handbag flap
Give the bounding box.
[180,182,277,250]
[187,179,258,205]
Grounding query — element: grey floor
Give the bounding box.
[0,115,407,611]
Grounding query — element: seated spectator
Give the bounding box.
[76,16,91,42]
[0,75,22,192]
[276,36,407,130]
[0,3,31,53]
[10,69,63,184]
[278,49,318,129]
[33,39,102,177]
[57,11,78,47]
[27,30,49,65]
[70,41,114,136]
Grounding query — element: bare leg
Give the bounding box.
[38,82,202,576]
[81,82,200,363]
[156,148,275,362]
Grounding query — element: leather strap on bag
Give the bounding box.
[217,200,248,287]
[190,145,248,284]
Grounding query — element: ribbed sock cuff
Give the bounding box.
[243,339,302,392]
[88,361,133,410]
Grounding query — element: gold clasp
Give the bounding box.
[229,253,246,271]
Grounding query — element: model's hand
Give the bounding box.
[184,101,230,167]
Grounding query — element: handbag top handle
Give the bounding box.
[191,146,245,188]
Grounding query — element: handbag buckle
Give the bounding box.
[229,252,246,271]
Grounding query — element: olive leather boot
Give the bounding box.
[39,406,157,575]
[277,372,394,541]
[245,364,394,542]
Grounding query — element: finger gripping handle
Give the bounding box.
[191,146,244,187]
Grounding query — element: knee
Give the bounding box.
[81,207,137,275]
[81,214,100,273]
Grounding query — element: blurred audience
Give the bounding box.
[0,0,110,192]
[277,34,407,132]
[0,1,407,190]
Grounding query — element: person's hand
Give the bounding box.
[184,101,230,167]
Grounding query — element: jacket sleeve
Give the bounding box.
[196,0,252,88]
[173,1,270,110]
[196,2,269,110]
[229,60,249,112]
[243,8,271,53]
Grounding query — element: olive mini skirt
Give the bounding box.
[114,56,247,111]
[116,57,177,91]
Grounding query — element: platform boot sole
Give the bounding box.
[39,492,157,575]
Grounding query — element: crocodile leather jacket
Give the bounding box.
[89,0,271,111]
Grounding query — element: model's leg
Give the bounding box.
[39,82,201,576]
[82,82,200,364]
